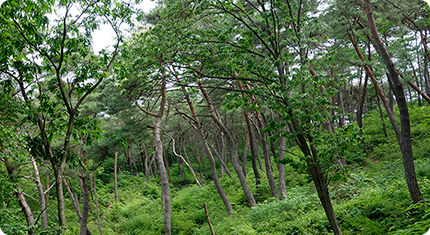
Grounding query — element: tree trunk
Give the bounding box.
[52,162,66,230]
[198,79,257,207]
[254,112,278,198]
[357,74,369,129]
[114,150,118,204]
[278,130,288,200]
[376,94,388,138]
[63,177,82,220]
[16,191,36,235]
[337,91,345,127]
[80,141,92,235]
[348,33,401,140]
[31,157,48,229]
[291,123,343,235]
[153,76,171,234]
[93,172,102,235]
[242,128,249,177]
[364,0,423,203]
[5,158,35,235]
[243,112,261,187]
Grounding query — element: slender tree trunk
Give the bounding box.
[243,112,261,187]
[357,74,369,129]
[376,94,388,138]
[63,177,82,219]
[424,49,430,96]
[207,144,233,178]
[31,157,48,229]
[197,79,257,207]
[220,132,226,178]
[254,112,278,198]
[364,0,423,203]
[163,148,171,183]
[348,33,401,140]
[242,127,249,177]
[114,112,120,203]
[93,172,102,235]
[203,203,216,235]
[16,191,36,235]
[80,140,92,235]
[52,162,66,230]
[114,150,118,204]
[153,75,171,234]
[337,91,345,127]
[288,119,342,235]
[5,158,35,235]
[278,129,288,200]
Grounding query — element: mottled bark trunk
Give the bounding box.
[5,158,35,235]
[154,76,171,234]
[16,191,36,235]
[53,162,66,230]
[31,157,48,229]
[63,177,82,220]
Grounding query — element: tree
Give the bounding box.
[0,0,134,231]
[364,0,423,203]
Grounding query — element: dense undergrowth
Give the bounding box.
[2,106,430,234]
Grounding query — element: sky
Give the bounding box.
[92,0,158,52]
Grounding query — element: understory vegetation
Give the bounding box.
[3,107,429,235]
[2,0,430,234]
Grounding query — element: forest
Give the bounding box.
[1,0,430,234]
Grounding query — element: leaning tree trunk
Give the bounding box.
[243,111,261,187]
[290,120,343,235]
[173,70,233,214]
[254,112,278,198]
[31,156,48,229]
[5,158,35,235]
[364,0,423,203]
[197,78,257,207]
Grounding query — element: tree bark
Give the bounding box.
[93,172,102,235]
[364,0,423,203]
[31,157,48,229]
[348,33,401,140]
[254,111,278,198]
[5,158,35,235]
[278,129,288,200]
[357,73,369,129]
[243,112,261,187]
[173,70,233,214]
[16,191,36,235]
[242,128,249,177]
[114,150,118,204]
[153,75,171,234]
[63,177,82,220]
[80,140,92,235]
[197,79,257,207]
